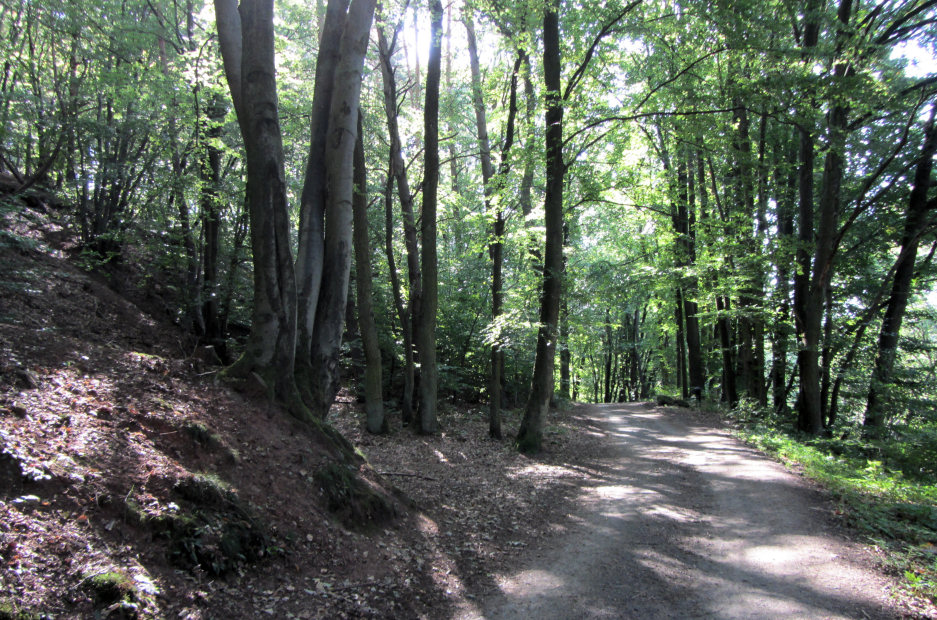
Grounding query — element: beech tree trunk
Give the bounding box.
[677,148,704,399]
[770,133,798,412]
[518,2,564,453]
[793,0,822,434]
[295,0,348,382]
[307,0,377,418]
[200,93,227,355]
[215,0,302,413]
[216,0,375,423]
[465,10,502,438]
[382,165,415,424]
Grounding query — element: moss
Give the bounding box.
[172,473,234,508]
[160,474,271,575]
[314,463,396,530]
[0,601,42,620]
[81,571,135,607]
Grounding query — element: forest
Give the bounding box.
[2,0,937,615]
[3,0,936,445]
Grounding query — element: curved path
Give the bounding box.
[459,403,905,619]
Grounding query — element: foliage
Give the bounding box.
[738,421,937,603]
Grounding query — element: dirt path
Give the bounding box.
[456,403,907,619]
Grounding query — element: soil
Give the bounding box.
[0,195,934,619]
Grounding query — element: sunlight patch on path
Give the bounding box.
[463,402,901,620]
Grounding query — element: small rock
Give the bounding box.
[13,369,39,390]
[9,403,27,417]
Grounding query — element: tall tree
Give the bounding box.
[352,113,385,433]
[214,0,376,420]
[865,108,937,431]
[517,0,563,453]
[416,0,443,434]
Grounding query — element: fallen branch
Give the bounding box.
[378,471,437,481]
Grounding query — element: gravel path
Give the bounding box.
[458,402,905,619]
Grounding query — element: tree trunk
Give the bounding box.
[864,109,937,431]
[216,0,303,414]
[295,0,348,381]
[717,295,738,406]
[677,148,705,399]
[796,0,850,435]
[674,287,688,399]
[307,0,377,418]
[200,94,227,355]
[352,115,385,434]
[518,2,564,453]
[771,132,798,413]
[604,308,613,403]
[464,9,504,439]
[382,165,415,424]
[416,0,443,434]
[377,26,421,420]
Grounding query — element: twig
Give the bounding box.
[378,471,437,481]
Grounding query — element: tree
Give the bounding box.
[214,0,376,419]
[352,113,386,433]
[416,0,444,434]
[517,0,563,453]
[865,107,937,431]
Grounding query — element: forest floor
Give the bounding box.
[1,197,935,618]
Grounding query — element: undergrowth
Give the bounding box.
[734,418,937,605]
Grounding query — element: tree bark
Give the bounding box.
[296,0,349,383]
[771,133,798,413]
[518,2,564,453]
[352,114,385,434]
[793,0,823,434]
[308,0,377,418]
[464,9,503,439]
[382,163,415,424]
[416,0,443,434]
[377,26,421,421]
[200,94,227,355]
[216,0,303,414]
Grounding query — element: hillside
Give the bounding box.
[0,192,597,618]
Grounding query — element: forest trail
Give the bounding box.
[457,402,905,620]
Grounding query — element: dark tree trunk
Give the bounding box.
[216,0,302,413]
[865,109,937,431]
[518,2,564,453]
[796,0,851,435]
[352,114,385,434]
[677,148,705,399]
[717,295,738,406]
[382,165,415,424]
[416,0,443,434]
[200,94,227,354]
[604,308,613,403]
[674,287,688,399]
[771,132,798,413]
[377,26,420,422]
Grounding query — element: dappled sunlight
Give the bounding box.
[497,569,567,596]
[477,403,902,619]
